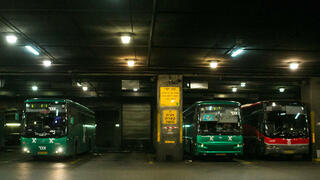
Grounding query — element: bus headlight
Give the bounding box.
[23,147,30,153]
[56,147,63,153]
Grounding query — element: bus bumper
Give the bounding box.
[195,143,243,156]
[264,144,309,155]
[21,137,68,156]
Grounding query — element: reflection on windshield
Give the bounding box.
[265,111,308,138]
[198,105,240,134]
[22,111,67,138]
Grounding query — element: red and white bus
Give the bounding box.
[241,101,310,158]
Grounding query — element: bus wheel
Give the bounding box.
[88,139,92,153]
[32,156,39,161]
[303,153,311,161]
[73,141,78,158]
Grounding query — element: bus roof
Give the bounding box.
[241,100,304,109]
[184,100,240,113]
[24,98,94,114]
[195,100,240,106]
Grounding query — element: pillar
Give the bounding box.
[156,75,183,161]
[301,78,320,158]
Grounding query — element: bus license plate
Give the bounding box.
[216,153,226,156]
[38,151,48,155]
[284,150,295,154]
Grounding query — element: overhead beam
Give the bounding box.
[0,16,56,61]
[147,0,158,67]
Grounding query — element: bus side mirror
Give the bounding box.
[70,117,74,125]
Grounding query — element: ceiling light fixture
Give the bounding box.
[232,87,237,92]
[121,35,131,44]
[210,61,218,68]
[231,48,244,57]
[32,85,38,91]
[133,88,138,92]
[82,86,88,91]
[77,82,82,87]
[279,87,285,93]
[127,60,135,67]
[289,62,299,70]
[240,82,246,87]
[42,60,52,67]
[6,35,17,44]
[25,45,40,55]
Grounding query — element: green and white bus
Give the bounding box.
[21,98,96,157]
[183,101,243,157]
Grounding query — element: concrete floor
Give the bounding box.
[0,149,320,180]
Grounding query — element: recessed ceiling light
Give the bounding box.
[6,35,17,44]
[127,60,135,67]
[121,35,131,44]
[279,87,285,93]
[210,61,218,68]
[289,62,299,70]
[231,48,244,57]
[42,60,52,67]
[82,86,88,91]
[32,85,38,91]
[25,45,40,55]
[232,87,237,92]
[240,82,246,87]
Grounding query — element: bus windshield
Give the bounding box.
[22,110,67,138]
[198,105,240,135]
[265,110,308,138]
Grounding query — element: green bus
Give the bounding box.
[183,101,243,157]
[21,98,96,157]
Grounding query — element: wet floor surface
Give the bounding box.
[0,149,320,180]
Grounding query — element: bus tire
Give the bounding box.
[73,141,78,158]
[88,139,92,153]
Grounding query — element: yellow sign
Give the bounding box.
[165,140,175,144]
[163,110,177,124]
[160,87,180,106]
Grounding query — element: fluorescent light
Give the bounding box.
[77,82,82,87]
[42,60,52,67]
[115,124,120,127]
[289,62,299,70]
[279,87,285,93]
[133,88,138,92]
[232,87,237,92]
[25,45,40,55]
[295,113,300,119]
[240,82,246,87]
[210,61,218,68]
[231,48,244,57]
[121,35,131,44]
[82,86,88,91]
[5,123,21,127]
[32,85,38,91]
[127,60,135,67]
[6,35,17,44]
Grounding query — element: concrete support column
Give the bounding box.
[301,78,320,158]
[156,75,183,161]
